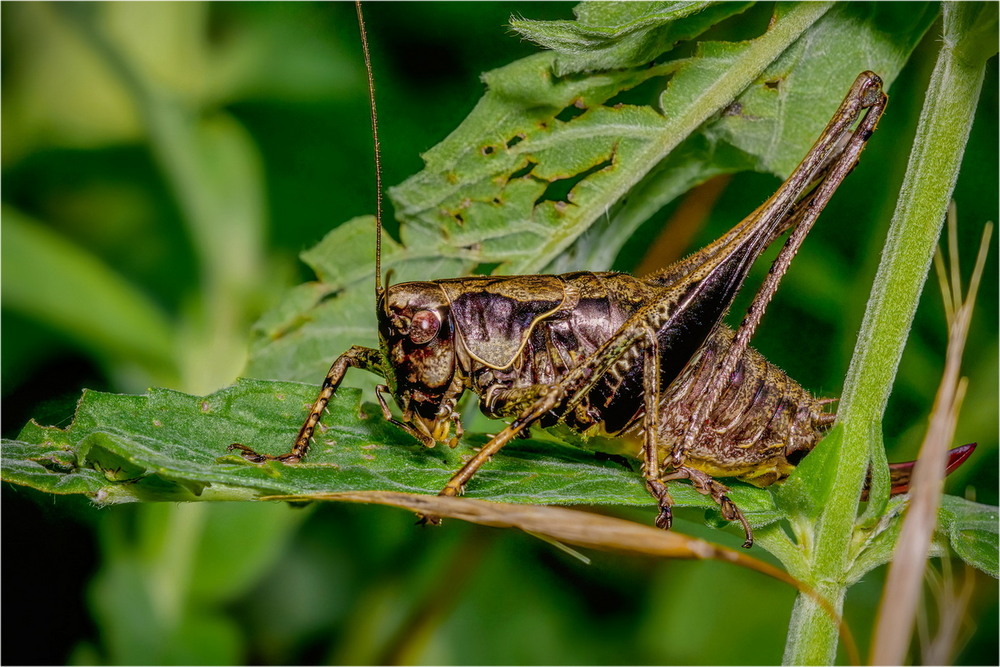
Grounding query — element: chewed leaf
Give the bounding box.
[389,4,837,278]
[251,3,942,383]
[705,4,936,177]
[511,3,754,76]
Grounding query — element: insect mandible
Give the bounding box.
[231,4,973,548]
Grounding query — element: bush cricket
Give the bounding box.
[231,5,975,548]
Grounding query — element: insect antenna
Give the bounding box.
[355,1,385,303]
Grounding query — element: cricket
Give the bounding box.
[231,4,974,548]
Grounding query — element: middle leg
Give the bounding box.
[639,333,676,531]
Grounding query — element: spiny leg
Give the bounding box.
[638,331,675,530]
[440,384,565,497]
[555,78,885,439]
[420,298,663,523]
[428,312,668,513]
[229,345,384,463]
[662,467,754,548]
[671,72,887,468]
[423,310,668,524]
[636,329,741,538]
[415,382,568,526]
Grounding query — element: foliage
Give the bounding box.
[5,378,997,582]
[2,2,997,665]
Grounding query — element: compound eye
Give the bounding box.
[408,309,441,345]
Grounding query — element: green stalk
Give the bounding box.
[783,4,996,664]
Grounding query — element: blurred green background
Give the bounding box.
[2,2,996,665]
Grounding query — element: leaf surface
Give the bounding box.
[0,379,776,521]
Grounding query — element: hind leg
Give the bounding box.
[661,467,754,548]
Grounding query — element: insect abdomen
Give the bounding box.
[656,325,834,485]
[460,271,832,486]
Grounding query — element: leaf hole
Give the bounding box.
[555,102,587,123]
[507,160,537,182]
[473,262,501,276]
[534,155,615,207]
[316,288,345,306]
[603,74,670,110]
[506,134,525,149]
[481,145,496,156]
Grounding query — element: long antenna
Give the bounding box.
[355,0,383,299]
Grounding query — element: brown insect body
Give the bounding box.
[381,268,831,488]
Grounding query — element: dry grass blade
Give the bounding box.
[268,489,751,559]
[870,207,992,665]
[264,489,859,664]
[917,559,979,665]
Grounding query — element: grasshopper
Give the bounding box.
[232,7,973,548]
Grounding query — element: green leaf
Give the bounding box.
[771,425,843,520]
[845,496,915,585]
[939,495,999,578]
[782,2,995,660]
[0,379,777,524]
[8,376,992,578]
[707,3,936,177]
[844,495,1000,582]
[248,2,933,383]
[511,2,754,76]
[389,4,831,276]
[1,206,176,375]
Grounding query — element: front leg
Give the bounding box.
[414,381,567,527]
[431,322,662,524]
[440,382,566,498]
[229,346,385,463]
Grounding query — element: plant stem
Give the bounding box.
[783,4,995,664]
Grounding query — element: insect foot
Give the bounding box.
[663,467,754,548]
[644,479,675,530]
[227,443,302,464]
[416,513,443,527]
[414,481,468,527]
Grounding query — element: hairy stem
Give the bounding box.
[783,4,995,664]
